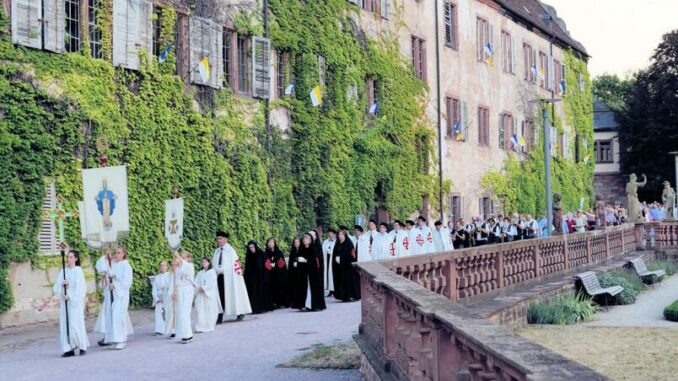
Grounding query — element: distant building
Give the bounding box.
[593,99,625,205]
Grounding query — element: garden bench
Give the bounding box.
[574,271,623,309]
[627,257,665,283]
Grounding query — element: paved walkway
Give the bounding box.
[584,274,678,328]
[0,298,362,381]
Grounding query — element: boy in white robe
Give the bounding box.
[433,220,454,252]
[193,257,222,333]
[173,251,195,343]
[405,220,419,255]
[152,261,169,335]
[105,246,134,350]
[372,223,391,260]
[212,231,252,322]
[389,220,411,257]
[414,216,434,254]
[53,250,89,357]
[354,225,372,262]
[94,251,114,346]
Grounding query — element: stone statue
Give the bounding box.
[662,181,676,221]
[626,173,647,223]
[552,192,563,235]
[595,194,606,229]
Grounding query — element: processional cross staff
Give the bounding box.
[44,198,79,344]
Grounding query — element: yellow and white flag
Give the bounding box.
[309,85,323,107]
[198,56,210,83]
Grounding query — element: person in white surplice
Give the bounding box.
[151,261,169,335]
[105,246,134,350]
[94,250,114,346]
[193,257,222,333]
[322,228,337,295]
[212,231,252,322]
[53,250,89,357]
[172,251,195,343]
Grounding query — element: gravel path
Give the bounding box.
[0,297,362,381]
[584,274,678,328]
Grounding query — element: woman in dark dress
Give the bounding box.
[331,230,361,302]
[244,240,273,314]
[307,231,326,311]
[265,238,289,309]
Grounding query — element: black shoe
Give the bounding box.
[236,314,244,321]
[170,334,176,338]
[79,350,86,356]
[180,337,193,344]
[61,350,75,358]
[97,339,110,347]
[216,319,223,325]
[327,291,334,297]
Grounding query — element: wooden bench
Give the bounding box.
[575,271,624,308]
[627,257,665,283]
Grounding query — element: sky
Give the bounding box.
[543,0,678,78]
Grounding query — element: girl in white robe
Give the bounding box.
[164,268,176,337]
[94,252,113,346]
[173,251,195,343]
[53,250,89,357]
[193,257,222,333]
[152,261,169,335]
[105,246,134,350]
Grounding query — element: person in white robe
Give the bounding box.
[371,223,391,260]
[322,228,337,294]
[389,220,411,257]
[365,220,378,259]
[105,246,134,350]
[164,266,177,337]
[172,251,194,343]
[152,261,169,335]
[405,220,419,255]
[414,216,434,254]
[193,257,222,333]
[354,225,372,262]
[53,250,89,357]
[433,221,454,252]
[94,251,114,346]
[212,231,252,322]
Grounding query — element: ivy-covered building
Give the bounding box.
[0,0,592,325]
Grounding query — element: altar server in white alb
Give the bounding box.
[412,216,434,255]
[53,250,89,357]
[151,261,170,335]
[322,228,337,295]
[212,231,251,323]
[433,220,454,252]
[193,256,222,333]
[94,250,114,346]
[172,251,194,343]
[353,225,372,262]
[105,246,134,350]
[389,220,411,257]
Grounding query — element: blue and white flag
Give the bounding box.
[559,79,566,95]
[368,101,379,115]
[284,80,295,95]
[158,43,173,63]
[511,134,520,148]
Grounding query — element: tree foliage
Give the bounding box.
[592,73,634,112]
[618,29,678,198]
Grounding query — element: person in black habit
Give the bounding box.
[288,237,305,310]
[332,229,361,302]
[244,240,273,314]
[306,231,327,311]
[265,238,289,309]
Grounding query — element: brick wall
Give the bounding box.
[594,173,626,205]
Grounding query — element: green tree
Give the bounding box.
[592,73,634,112]
[619,29,678,198]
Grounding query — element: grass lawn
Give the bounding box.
[518,325,678,381]
[278,340,360,369]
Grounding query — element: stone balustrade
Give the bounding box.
[356,261,607,381]
[380,224,636,301]
[638,221,678,249]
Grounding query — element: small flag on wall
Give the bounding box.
[285,80,296,95]
[158,43,173,63]
[310,85,323,107]
[198,56,210,83]
[368,101,379,115]
[484,42,494,66]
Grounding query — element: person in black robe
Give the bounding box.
[306,232,326,311]
[265,238,289,309]
[331,230,361,302]
[244,240,273,314]
[288,237,306,310]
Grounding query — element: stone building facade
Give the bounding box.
[593,99,626,205]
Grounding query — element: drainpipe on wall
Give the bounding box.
[434,0,444,222]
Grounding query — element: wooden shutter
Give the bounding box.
[381,0,389,19]
[138,0,153,63]
[548,56,555,90]
[214,23,223,89]
[113,0,139,69]
[11,0,43,49]
[443,2,451,45]
[510,36,516,74]
[252,36,271,99]
[461,100,467,141]
[43,0,65,52]
[38,182,57,255]
[190,16,208,85]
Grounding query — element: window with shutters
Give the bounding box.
[317,55,326,88]
[499,112,513,150]
[38,182,58,256]
[445,96,460,138]
[480,197,492,218]
[595,140,613,163]
[380,0,389,19]
[252,37,271,99]
[237,35,250,94]
[478,106,490,146]
[11,0,43,49]
[411,36,426,80]
[361,0,377,12]
[501,31,513,73]
[539,51,548,89]
[189,16,222,88]
[64,0,81,52]
[366,77,377,117]
[223,28,234,89]
[152,6,162,57]
[475,17,489,62]
[523,43,536,83]
[553,58,561,93]
[113,0,153,70]
[444,2,457,50]
[522,119,534,153]
[579,73,585,92]
[276,51,290,98]
[450,194,461,223]
[88,0,103,58]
